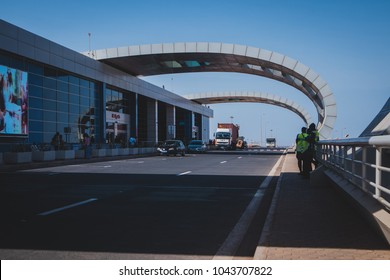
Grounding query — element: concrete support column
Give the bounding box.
[155,100,158,143]
[202,115,210,143]
[146,99,157,145]
[166,105,176,140]
[135,93,139,139]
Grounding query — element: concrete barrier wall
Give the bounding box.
[311,166,390,245]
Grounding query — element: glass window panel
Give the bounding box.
[118,92,123,103]
[69,75,79,85]
[111,90,118,102]
[43,132,53,143]
[80,96,89,107]
[10,56,25,70]
[69,93,79,104]
[43,77,56,89]
[57,80,68,92]
[69,104,79,114]
[90,88,95,100]
[43,121,57,133]
[29,73,43,86]
[42,99,56,111]
[29,108,43,120]
[69,84,79,95]
[30,120,44,132]
[29,85,42,98]
[69,114,80,125]
[57,90,68,102]
[57,112,68,123]
[29,96,42,109]
[80,86,89,97]
[80,78,89,88]
[43,88,56,100]
[43,110,56,121]
[28,63,43,76]
[57,102,68,113]
[80,106,90,115]
[92,82,100,93]
[105,88,112,102]
[57,71,69,83]
[0,52,10,66]
[29,132,43,144]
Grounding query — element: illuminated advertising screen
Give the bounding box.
[0,65,28,136]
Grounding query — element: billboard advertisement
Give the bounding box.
[0,65,28,136]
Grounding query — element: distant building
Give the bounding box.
[0,20,212,151]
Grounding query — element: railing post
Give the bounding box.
[375,147,382,199]
[343,145,347,173]
[325,144,329,162]
[362,147,368,192]
[333,145,337,167]
[351,146,356,184]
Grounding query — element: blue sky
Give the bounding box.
[2,0,389,146]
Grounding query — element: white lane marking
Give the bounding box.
[177,171,192,176]
[38,198,98,216]
[103,165,111,168]
[220,161,227,164]
[213,154,285,260]
[238,156,242,159]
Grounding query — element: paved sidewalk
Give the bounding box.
[254,153,390,260]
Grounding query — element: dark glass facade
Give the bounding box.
[0,50,102,145]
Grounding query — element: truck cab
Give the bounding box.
[215,128,232,149]
[266,138,276,148]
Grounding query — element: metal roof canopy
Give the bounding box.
[89,42,336,139]
[184,92,312,126]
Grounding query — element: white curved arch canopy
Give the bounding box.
[90,42,336,139]
[184,92,312,126]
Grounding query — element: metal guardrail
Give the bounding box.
[317,135,390,210]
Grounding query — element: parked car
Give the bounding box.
[187,140,207,153]
[157,140,186,156]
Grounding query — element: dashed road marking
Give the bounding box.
[177,171,192,176]
[38,198,98,216]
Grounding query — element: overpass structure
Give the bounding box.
[91,42,337,139]
[184,91,312,126]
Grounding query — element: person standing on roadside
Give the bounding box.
[307,123,319,170]
[295,127,309,175]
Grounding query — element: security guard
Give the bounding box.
[295,127,309,175]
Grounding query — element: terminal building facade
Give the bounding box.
[0,20,212,151]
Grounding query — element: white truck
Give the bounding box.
[266,137,276,148]
[214,123,239,150]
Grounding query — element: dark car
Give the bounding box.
[157,140,186,156]
[187,140,207,153]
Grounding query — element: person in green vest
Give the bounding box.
[295,127,309,175]
[307,123,320,169]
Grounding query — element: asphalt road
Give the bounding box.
[0,152,282,259]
